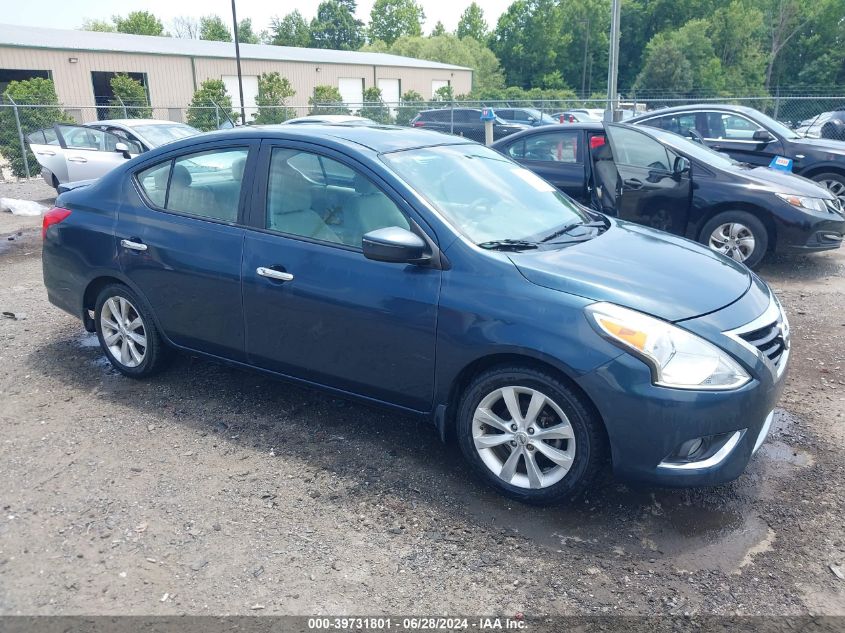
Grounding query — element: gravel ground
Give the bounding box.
[0,179,843,616]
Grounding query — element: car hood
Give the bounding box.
[735,166,835,198]
[788,137,845,155]
[508,220,752,322]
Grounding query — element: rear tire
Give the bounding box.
[456,366,605,505]
[809,172,845,205]
[94,284,170,378]
[699,210,768,268]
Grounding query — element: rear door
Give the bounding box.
[605,124,691,234]
[56,124,139,181]
[503,130,587,201]
[26,126,68,184]
[118,140,258,360]
[701,111,784,166]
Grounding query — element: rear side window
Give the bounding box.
[136,147,249,222]
[522,131,581,163]
[506,140,525,159]
[137,162,171,207]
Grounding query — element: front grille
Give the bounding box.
[825,198,844,216]
[739,321,787,367]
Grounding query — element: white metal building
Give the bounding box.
[0,24,472,122]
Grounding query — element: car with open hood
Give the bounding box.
[42,124,789,504]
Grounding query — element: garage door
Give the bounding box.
[377,78,400,107]
[338,78,364,111]
[222,75,258,123]
[431,80,450,98]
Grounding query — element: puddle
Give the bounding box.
[759,441,814,468]
[78,333,100,348]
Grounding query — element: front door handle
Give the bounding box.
[67,156,88,163]
[120,239,147,252]
[257,267,294,282]
[623,178,643,190]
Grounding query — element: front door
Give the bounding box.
[241,143,441,411]
[605,124,691,234]
[117,141,257,361]
[701,111,784,166]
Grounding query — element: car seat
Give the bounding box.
[592,143,620,214]
[167,164,217,217]
[268,160,338,242]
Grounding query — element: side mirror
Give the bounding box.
[673,156,691,175]
[114,142,131,159]
[752,129,774,143]
[362,226,430,264]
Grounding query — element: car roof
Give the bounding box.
[160,124,477,154]
[283,115,375,124]
[86,119,187,127]
[628,103,763,121]
[490,121,605,146]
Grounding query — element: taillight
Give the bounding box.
[413,121,425,127]
[590,135,607,149]
[42,207,72,239]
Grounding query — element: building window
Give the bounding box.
[0,69,50,95]
[90,71,149,120]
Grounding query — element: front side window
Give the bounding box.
[522,131,580,163]
[382,144,591,244]
[267,148,410,248]
[608,126,671,171]
[705,112,762,140]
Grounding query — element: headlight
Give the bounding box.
[775,193,829,213]
[586,303,750,390]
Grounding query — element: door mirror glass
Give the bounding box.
[362,227,429,264]
[753,129,774,143]
[673,156,691,175]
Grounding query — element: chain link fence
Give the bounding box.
[3,93,845,180]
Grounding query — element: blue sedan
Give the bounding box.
[42,125,789,504]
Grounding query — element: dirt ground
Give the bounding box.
[0,179,843,617]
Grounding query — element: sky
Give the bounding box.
[4,0,514,35]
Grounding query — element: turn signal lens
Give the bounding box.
[42,207,72,239]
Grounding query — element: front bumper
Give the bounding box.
[575,287,788,487]
[774,206,845,253]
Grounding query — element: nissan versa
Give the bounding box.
[42,125,790,504]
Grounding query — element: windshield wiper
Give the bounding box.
[539,220,607,243]
[477,239,538,251]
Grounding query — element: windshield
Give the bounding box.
[381,144,592,244]
[647,127,740,169]
[751,111,801,140]
[132,123,199,146]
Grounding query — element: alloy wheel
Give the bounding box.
[472,386,576,490]
[100,296,147,368]
[818,179,845,204]
[709,222,756,262]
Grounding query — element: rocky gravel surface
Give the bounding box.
[0,180,843,617]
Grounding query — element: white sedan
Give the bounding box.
[27,119,199,189]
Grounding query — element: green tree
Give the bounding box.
[114,11,166,36]
[369,0,425,45]
[0,78,74,178]
[269,11,311,47]
[377,34,505,95]
[360,86,392,123]
[395,89,425,126]
[186,79,236,131]
[457,2,488,41]
[200,15,232,42]
[237,18,260,44]
[310,1,365,50]
[81,19,116,32]
[430,21,447,37]
[309,85,351,115]
[434,85,454,101]
[707,1,767,93]
[109,74,152,118]
[633,36,694,97]
[254,72,297,124]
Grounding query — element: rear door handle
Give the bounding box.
[67,156,88,163]
[37,150,56,156]
[120,239,147,252]
[257,267,294,282]
[623,178,643,190]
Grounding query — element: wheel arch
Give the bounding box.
[693,203,778,252]
[81,274,171,345]
[798,163,845,181]
[440,352,610,450]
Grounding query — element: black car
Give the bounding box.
[495,107,558,127]
[492,122,845,267]
[410,108,529,142]
[628,104,845,204]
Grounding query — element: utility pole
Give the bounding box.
[605,0,621,122]
[581,17,591,98]
[231,0,246,125]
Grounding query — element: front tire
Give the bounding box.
[700,211,768,268]
[456,366,605,505]
[94,284,170,378]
